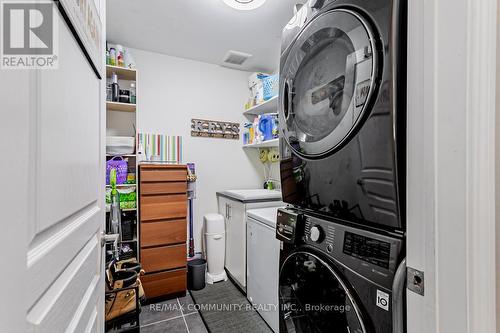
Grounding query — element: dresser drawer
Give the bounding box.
[140,182,187,195]
[141,268,186,299]
[141,219,186,247]
[140,194,187,221]
[140,168,186,182]
[141,244,186,273]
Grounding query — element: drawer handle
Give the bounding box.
[213,235,223,240]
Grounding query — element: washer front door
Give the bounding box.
[279,251,369,333]
[280,9,379,159]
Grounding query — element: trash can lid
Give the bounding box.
[204,213,225,234]
[188,258,206,267]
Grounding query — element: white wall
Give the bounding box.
[130,48,265,251]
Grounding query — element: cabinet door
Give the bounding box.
[246,220,280,332]
[217,196,230,219]
[224,199,247,288]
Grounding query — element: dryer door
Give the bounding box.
[279,251,369,333]
[280,9,379,159]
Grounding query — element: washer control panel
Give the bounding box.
[304,215,336,251]
[301,213,403,288]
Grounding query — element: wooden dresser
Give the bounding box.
[139,164,188,300]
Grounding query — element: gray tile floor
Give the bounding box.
[140,294,208,333]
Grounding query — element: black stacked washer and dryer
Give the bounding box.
[276,0,407,332]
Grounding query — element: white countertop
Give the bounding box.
[217,189,282,202]
[247,206,285,228]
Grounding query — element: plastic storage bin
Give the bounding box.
[262,74,279,101]
[204,213,228,284]
[106,136,135,155]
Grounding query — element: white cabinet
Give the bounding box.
[218,196,245,288]
[247,217,280,332]
[217,190,282,290]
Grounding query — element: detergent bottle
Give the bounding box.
[259,114,274,141]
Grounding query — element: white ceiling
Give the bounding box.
[106,0,304,73]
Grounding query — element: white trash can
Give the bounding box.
[204,213,228,284]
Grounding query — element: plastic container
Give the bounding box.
[204,214,228,284]
[119,89,130,103]
[109,48,116,66]
[130,82,136,104]
[106,136,135,155]
[106,84,112,101]
[116,44,125,67]
[106,156,128,184]
[248,72,267,88]
[263,74,279,101]
[259,115,274,141]
[188,258,207,291]
[124,48,136,69]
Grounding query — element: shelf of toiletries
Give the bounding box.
[106,43,135,70]
[105,44,137,108]
[242,113,279,147]
[243,72,278,115]
[243,95,278,116]
[106,75,137,108]
[242,72,280,148]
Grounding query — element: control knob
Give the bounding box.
[310,225,324,243]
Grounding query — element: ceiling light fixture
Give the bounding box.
[222,0,267,11]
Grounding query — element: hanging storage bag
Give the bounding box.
[106,156,128,185]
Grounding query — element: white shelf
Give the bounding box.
[105,206,137,213]
[106,65,137,81]
[106,154,136,158]
[105,183,136,188]
[243,96,278,116]
[106,101,136,112]
[243,139,279,149]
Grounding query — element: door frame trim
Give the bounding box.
[406,0,497,331]
[466,0,498,332]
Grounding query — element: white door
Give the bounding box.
[246,218,280,332]
[1,3,106,333]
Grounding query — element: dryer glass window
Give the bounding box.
[280,9,378,158]
[279,252,366,333]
